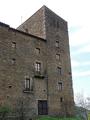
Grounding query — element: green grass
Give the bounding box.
[88,112,90,120]
[37,116,81,120]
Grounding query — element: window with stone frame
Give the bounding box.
[60,97,63,102]
[11,58,16,64]
[25,28,29,33]
[35,48,40,55]
[56,54,60,60]
[35,62,41,72]
[55,41,59,47]
[24,77,33,91]
[58,82,63,91]
[57,67,62,75]
[12,42,16,48]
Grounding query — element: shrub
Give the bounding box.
[0,105,11,120]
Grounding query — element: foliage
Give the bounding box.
[75,93,90,110]
[0,105,11,120]
[86,97,90,110]
[88,112,90,120]
[0,106,11,113]
[75,106,88,120]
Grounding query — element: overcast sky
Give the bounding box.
[0,0,90,99]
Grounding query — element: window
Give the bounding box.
[25,78,30,90]
[8,85,12,88]
[35,62,41,72]
[56,41,59,47]
[38,100,48,115]
[11,58,16,64]
[35,48,40,55]
[60,97,63,102]
[12,42,16,48]
[57,67,62,75]
[56,54,60,60]
[25,28,28,33]
[25,77,33,91]
[58,82,62,91]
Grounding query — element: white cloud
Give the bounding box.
[69,26,90,47]
[72,70,90,77]
[0,0,90,29]
[83,61,90,66]
[71,59,90,68]
[77,45,90,54]
[71,44,90,55]
[71,60,80,67]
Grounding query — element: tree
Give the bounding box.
[75,93,89,120]
[86,97,90,110]
[15,97,26,120]
[15,96,33,120]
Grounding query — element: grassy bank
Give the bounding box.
[88,112,90,120]
[37,116,81,120]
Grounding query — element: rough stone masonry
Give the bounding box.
[0,5,74,118]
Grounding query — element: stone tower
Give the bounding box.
[18,6,74,116]
[0,6,74,118]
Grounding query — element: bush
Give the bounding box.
[0,105,11,120]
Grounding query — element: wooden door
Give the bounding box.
[38,100,48,115]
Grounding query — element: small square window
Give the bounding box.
[56,41,59,47]
[56,54,60,60]
[25,28,28,33]
[35,48,40,55]
[8,85,12,88]
[11,58,16,64]
[60,97,63,102]
[58,82,62,91]
[12,42,16,48]
[57,67,62,75]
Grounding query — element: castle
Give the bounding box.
[0,6,74,118]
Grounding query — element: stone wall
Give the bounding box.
[0,5,74,117]
[0,23,47,117]
[17,6,46,39]
[44,6,74,116]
